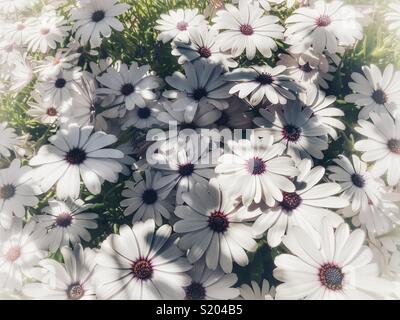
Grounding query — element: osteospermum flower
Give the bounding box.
[299,89,344,140]
[174,181,259,272]
[238,279,275,300]
[96,62,160,111]
[215,134,298,207]
[0,122,24,158]
[0,218,47,292]
[155,8,206,43]
[27,91,61,124]
[95,220,192,299]
[345,64,400,120]
[354,112,400,186]
[253,159,346,247]
[171,25,237,69]
[328,155,383,212]
[253,102,329,161]
[273,220,393,299]
[121,101,162,130]
[150,133,219,204]
[23,244,97,300]
[25,13,70,53]
[212,0,284,60]
[285,0,364,54]
[120,170,173,226]
[385,3,400,38]
[29,123,124,199]
[0,159,40,229]
[34,198,98,252]
[185,262,239,300]
[35,68,82,107]
[226,65,300,106]
[165,60,232,122]
[71,0,130,48]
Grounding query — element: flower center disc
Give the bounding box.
[0,184,16,200]
[371,89,388,105]
[192,88,207,101]
[240,24,254,36]
[256,73,273,85]
[176,21,188,31]
[178,163,195,177]
[282,125,302,142]
[247,157,266,175]
[198,46,212,58]
[280,192,302,211]
[121,83,135,96]
[142,189,158,205]
[132,259,153,280]
[185,282,206,300]
[137,107,151,119]
[299,62,313,73]
[351,174,365,188]
[92,10,106,23]
[47,107,58,116]
[319,264,344,290]
[55,78,66,88]
[56,213,73,228]
[5,246,21,262]
[208,210,229,233]
[316,15,331,27]
[388,139,400,155]
[67,283,85,300]
[65,147,87,165]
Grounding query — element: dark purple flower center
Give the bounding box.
[67,283,85,300]
[351,174,365,188]
[282,125,302,142]
[121,83,135,96]
[371,89,388,105]
[240,24,254,36]
[92,10,105,23]
[299,62,313,73]
[132,258,153,280]
[192,88,207,101]
[176,21,188,31]
[178,163,195,177]
[198,46,212,58]
[185,282,206,300]
[319,264,344,290]
[247,157,266,175]
[55,213,73,228]
[65,147,87,165]
[0,184,16,200]
[280,192,302,211]
[55,78,66,88]
[142,189,158,205]
[137,107,151,119]
[388,139,400,154]
[256,73,273,85]
[47,107,58,116]
[208,210,229,233]
[315,15,331,27]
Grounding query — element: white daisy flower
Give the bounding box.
[253,102,329,161]
[2,20,32,46]
[34,198,98,252]
[25,13,70,53]
[212,0,284,60]
[225,65,299,106]
[121,100,162,130]
[0,159,40,229]
[328,155,383,212]
[27,91,61,125]
[165,60,232,123]
[171,25,237,69]
[216,134,298,207]
[95,220,192,299]
[299,89,344,140]
[35,50,81,80]
[354,112,400,186]
[0,122,24,158]
[386,3,400,38]
[155,8,206,43]
[274,220,393,299]
[35,68,82,108]
[23,244,97,300]
[285,0,364,54]
[70,0,130,48]
[174,181,259,272]
[96,62,160,112]
[277,49,335,91]
[0,218,47,292]
[238,279,275,300]
[29,123,124,199]
[150,133,219,204]
[253,159,346,247]
[120,170,174,226]
[185,262,239,300]
[0,0,37,14]
[345,64,400,120]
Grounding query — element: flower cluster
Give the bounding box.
[0,0,400,300]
